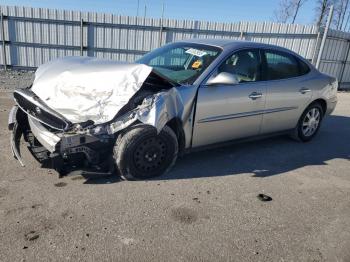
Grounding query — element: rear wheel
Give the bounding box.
[295,102,323,142]
[114,124,178,180]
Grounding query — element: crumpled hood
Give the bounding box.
[31,56,153,124]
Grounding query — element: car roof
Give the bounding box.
[175,38,299,56]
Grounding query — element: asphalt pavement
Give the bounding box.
[0,74,349,261]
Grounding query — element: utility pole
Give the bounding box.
[339,0,349,30]
[344,11,350,31]
[316,5,334,69]
[159,1,165,46]
[136,0,140,17]
[161,1,165,20]
[316,0,328,28]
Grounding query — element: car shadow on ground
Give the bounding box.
[159,115,350,180]
[71,115,350,184]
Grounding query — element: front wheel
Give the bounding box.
[114,124,178,180]
[295,102,324,142]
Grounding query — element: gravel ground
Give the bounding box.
[0,70,349,262]
[0,69,34,91]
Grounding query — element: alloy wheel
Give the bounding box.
[302,107,321,137]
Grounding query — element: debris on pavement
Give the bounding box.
[257,194,273,202]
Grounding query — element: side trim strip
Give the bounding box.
[197,106,298,123]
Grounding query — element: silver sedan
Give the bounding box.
[9,39,338,180]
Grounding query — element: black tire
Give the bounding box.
[114,124,178,180]
[294,102,324,142]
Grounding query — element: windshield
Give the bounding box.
[137,43,222,85]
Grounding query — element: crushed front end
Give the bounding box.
[8,88,117,175]
[8,57,192,176]
[8,77,186,176]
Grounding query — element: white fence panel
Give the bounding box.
[0,5,349,86]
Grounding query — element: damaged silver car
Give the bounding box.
[9,39,338,179]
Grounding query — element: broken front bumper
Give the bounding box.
[8,105,106,168]
[8,106,25,166]
[8,105,59,166]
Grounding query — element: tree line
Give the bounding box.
[274,0,350,31]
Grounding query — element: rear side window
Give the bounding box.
[298,59,310,75]
[264,50,300,80]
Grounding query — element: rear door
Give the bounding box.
[192,49,266,147]
[260,49,313,134]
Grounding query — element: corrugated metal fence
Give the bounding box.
[1,5,350,87]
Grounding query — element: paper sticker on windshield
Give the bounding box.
[185,48,207,57]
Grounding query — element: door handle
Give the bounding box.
[299,88,311,94]
[249,92,263,100]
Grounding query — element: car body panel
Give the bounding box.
[260,75,313,134]
[192,81,266,147]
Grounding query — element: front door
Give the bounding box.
[192,49,266,147]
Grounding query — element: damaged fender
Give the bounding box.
[137,88,184,133]
[108,87,185,134]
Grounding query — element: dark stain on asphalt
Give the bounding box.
[61,210,74,219]
[54,182,67,187]
[25,231,39,241]
[31,203,43,209]
[170,207,198,224]
[192,197,201,203]
[0,187,9,198]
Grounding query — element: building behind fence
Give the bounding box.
[0,5,350,87]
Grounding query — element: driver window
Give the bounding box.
[218,50,260,83]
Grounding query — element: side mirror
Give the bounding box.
[206,72,239,86]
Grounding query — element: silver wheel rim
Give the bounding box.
[302,107,321,137]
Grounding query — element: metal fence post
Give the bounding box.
[339,40,350,85]
[311,29,321,65]
[159,24,163,47]
[80,18,84,56]
[158,3,164,47]
[0,13,7,70]
[239,30,245,40]
[315,5,334,69]
[87,23,94,57]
